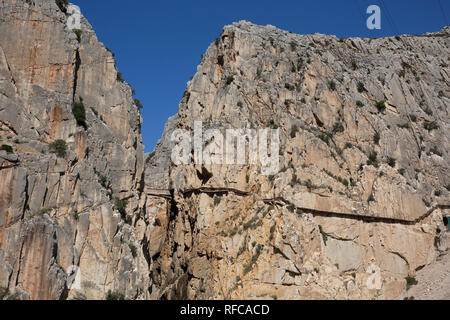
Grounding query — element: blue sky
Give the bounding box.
[72,0,449,152]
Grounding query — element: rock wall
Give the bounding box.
[142,22,450,299]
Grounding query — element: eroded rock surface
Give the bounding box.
[142,22,450,300]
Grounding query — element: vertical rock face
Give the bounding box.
[143,22,450,299]
[0,0,148,300]
[1,1,449,301]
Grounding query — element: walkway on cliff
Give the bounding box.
[145,186,450,226]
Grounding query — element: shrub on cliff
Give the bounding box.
[375,101,386,112]
[106,290,125,300]
[0,144,13,154]
[290,125,299,138]
[117,72,125,83]
[373,132,380,145]
[225,75,234,86]
[328,80,336,91]
[73,29,82,43]
[114,198,128,221]
[387,157,396,167]
[405,276,418,290]
[357,82,365,93]
[423,121,439,131]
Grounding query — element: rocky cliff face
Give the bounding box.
[0,0,449,301]
[0,0,148,300]
[143,22,450,299]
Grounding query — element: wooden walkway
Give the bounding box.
[145,186,449,225]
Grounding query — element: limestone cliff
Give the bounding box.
[143,22,450,299]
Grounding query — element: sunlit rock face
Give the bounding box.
[0,0,449,301]
[143,22,449,299]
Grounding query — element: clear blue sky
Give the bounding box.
[72,0,449,152]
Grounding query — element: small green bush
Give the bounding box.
[284,83,295,91]
[289,41,297,51]
[328,80,336,91]
[424,107,433,116]
[303,179,313,192]
[332,122,344,134]
[0,144,13,154]
[423,121,439,131]
[367,151,378,167]
[318,132,330,144]
[434,236,441,248]
[225,75,234,86]
[375,101,386,112]
[268,120,278,129]
[98,174,109,189]
[243,244,262,275]
[269,224,276,241]
[430,146,442,157]
[290,125,299,138]
[49,140,67,158]
[114,198,128,220]
[73,29,82,43]
[387,157,396,167]
[117,72,125,83]
[72,101,87,129]
[356,100,364,108]
[373,132,380,145]
[55,0,68,13]
[357,82,365,93]
[405,276,418,290]
[128,244,137,258]
[134,98,143,109]
[319,225,328,245]
[146,151,156,164]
